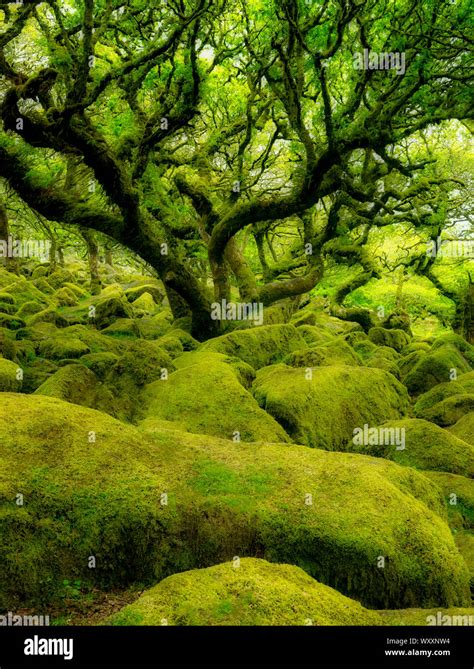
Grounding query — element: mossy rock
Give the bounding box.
[79,352,120,380]
[21,359,58,393]
[454,531,474,585]
[55,325,122,355]
[107,558,381,626]
[32,277,54,294]
[295,324,335,346]
[111,341,173,386]
[0,329,17,361]
[0,358,21,391]
[37,337,91,361]
[364,347,401,379]
[431,334,474,366]
[0,313,25,330]
[63,283,88,299]
[101,318,140,338]
[173,351,255,389]
[52,287,79,307]
[368,327,411,352]
[414,372,474,416]
[424,471,474,530]
[154,334,184,359]
[94,296,132,329]
[138,310,174,340]
[27,308,68,328]
[381,311,413,336]
[141,360,290,443]
[34,364,100,408]
[449,413,474,446]
[16,301,47,319]
[0,301,15,315]
[131,292,157,318]
[417,394,474,427]
[46,268,76,289]
[284,338,361,368]
[252,364,409,450]
[125,283,164,304]
[0,394,469,610]
[351,419,474,478]
[165,328,199,352]
[200,324,306,370]
[404,345,471,396]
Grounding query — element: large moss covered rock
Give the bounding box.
[284,338,361,368]
[368,327,410,352]
[0,357,21,391]
[108,558,381,626]
[351,418,474,478]
[417,395,474,427]
[424,471,474,530]
[414,372,474,416]
[141,359,290,443]
[37,336,91,361]
[0,394,469,610]
[34,364,100,408]
[252,364,409,450]
[94,296,132,329]
[200,324,306,369]
[449,413,474,446]
[404,344,471,396]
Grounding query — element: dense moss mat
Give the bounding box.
[200,324,306,369]
[368,327,411,352]
[107,558,381,626]
[0,394,469,611]
[283,338,362,368]
[449,413,474,446]
[404,342,472,396]
[34,364,100,408]
[424,471,474,530]
[252,364,409,450]
[0,357,21,391]
[414,372,474,415]
[351,419,474,478]
[378,607,474,626]
[140,359,290,442]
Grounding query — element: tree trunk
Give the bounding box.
[82,228,101,294]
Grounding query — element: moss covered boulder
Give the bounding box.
[200,324,306,369]
[0,357,22,391]
[252,364,409,450]
[424,471,474,530]
[404,345,471,396]
[34,364,100,408]
[131,292,157,318]
[37,336,91,361]
[449,413,474,446]
[94,296,132,329]
[368,327,410,352]
[141,360,290,442]
[108,559,381,626]
[0,394,470,610]
[351,418,474,477]
[284,338,361,368]
[173,351,255,389]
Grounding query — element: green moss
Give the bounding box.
[79,352,120,380]
[0,291,16,305]
[368,327,411,352]
[295,324,335,346]
[417,394,474,427]
[0,357,22,391]
[131,292,157,317]
[107,558,381,626]
[449,413,474,446]
[140,360,290,443]
[252,364,409,450]
[38,337,91,361]
[0,328,17,361]
[201,324,307,369]
[431,335,474,366]
[34,364,100,408]
[351,419,474,477]
[174,351,255,389]
[101,318,140,338]
[284,338,361,368]
[0,395,468,610]
[53,287,78,307]
[0,313,25,330]
[138,310,174,340]
[414,372,474,415]
[16,301,47,319]
[424,471,474,529]
[46,268,76,289]
[111,341,173,386]
[404,345,471,396]
[125,283,164,304]
[94,296,132,329]
[27,308,68,328]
